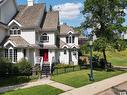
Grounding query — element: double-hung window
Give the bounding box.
[40,33,49,43]
[66,33,75,43]
[5,49,17,63]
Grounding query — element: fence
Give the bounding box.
[53,65,86,75]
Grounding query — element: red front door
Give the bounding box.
[43,49,48,62]
[39,49,48,62]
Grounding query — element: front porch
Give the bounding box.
[34,49,56,66]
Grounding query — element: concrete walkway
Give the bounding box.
[0,77,74,93]
[59,73,127,95]
[1,73,127,95]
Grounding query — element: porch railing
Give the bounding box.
[34,56,43,66]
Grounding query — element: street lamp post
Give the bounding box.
[89,40,94,81]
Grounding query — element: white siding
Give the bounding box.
[71,51,78,65]
[17,49,24,61]
[59,50,69,64]
[48,50,55,65]
[28,49,35,64]
[21,30,36,44]
[1,0,17,24]
[39,32,55,45]
[74,36,78,46]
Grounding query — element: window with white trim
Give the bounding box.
[66,32,75,43]
[40,33,49,43]
[9,26,21,35]
[5,49,17,63]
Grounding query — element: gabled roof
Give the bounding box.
[60,40,70,48]
[42,11,59,31]
[0,36,30,47]
[14,4,45,28]
[0,22,8,29]
[60,24,79,35]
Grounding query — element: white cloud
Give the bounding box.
[53,3,83,20]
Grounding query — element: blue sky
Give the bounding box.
[16,0,84,27]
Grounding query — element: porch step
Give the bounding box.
[42,64,51,75]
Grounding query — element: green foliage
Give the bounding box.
[80,43,89,55]
[0,57,12,76]
[16,58,32,76]
[74,26,83,33]
[55,64,76,68]
[93,37,107,52]
[82,0,127,40]
[113,39,126,51]
[0,76,38,87]
[32,64,41,79]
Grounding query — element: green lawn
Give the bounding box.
[109,57,127,66]
[0,85,63,95]
[0,76,38,87]
[94,50,127,66]
[51,70,125,88]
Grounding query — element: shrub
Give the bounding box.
[17,58,32,76]
[32,64,42,79]
[0,57,12,77]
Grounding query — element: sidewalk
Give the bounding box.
[0,77,74,93]
[1,73,127,95]
[59,73,127,95]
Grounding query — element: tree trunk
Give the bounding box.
[102,49,108,70]
[102,49,107,62]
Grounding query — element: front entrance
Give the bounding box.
[39,49,48,62]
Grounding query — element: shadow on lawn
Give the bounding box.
[0,75,38,94]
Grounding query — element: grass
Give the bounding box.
[51,69,125,88]
[94,49,127,66]
[0,85,63,95]
[0,76,38,87]
[107,50,127,66]
[109,57,127,66]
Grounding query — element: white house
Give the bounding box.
[0,0,79,67]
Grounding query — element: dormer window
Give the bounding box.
[9,26,21,35]
[40,33,49,43]
[66,32,75,43]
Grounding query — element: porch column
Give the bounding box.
[69,49,72,64]
[34,48,36,65]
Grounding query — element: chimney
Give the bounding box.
[27,0,34,6]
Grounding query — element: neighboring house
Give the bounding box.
[0,0,79,66]
[59,24,79,65]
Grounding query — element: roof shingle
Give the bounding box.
[60,24,79,35]
[42,11,59,31]
[0,36,30,47]
[15,4,45,28]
